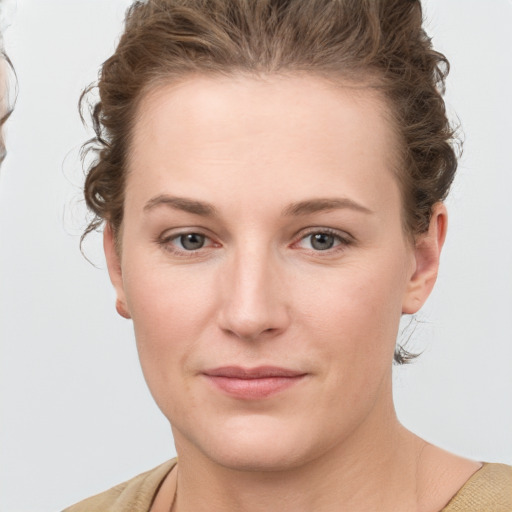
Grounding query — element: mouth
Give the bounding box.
[202,366,307,399]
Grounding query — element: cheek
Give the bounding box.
[294,254,409,389]
[297,254,407,340]
[122,255,218,386]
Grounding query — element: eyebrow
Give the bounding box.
[143,195,373,218]
[144,195,218,216]
[282,198,373,216]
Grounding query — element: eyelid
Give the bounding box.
[157,228,221,256]
[291,227,354,252]
[155,226,353,256]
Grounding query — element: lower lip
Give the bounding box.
[205,375,305,399]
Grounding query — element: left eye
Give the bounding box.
[298,232,343,251]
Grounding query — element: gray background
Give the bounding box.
[1,1,511,510]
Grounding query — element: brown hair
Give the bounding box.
[0,47,14,167]
[80,0,458,363]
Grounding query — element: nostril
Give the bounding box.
[216,259,291,340]
[221,322,284,342]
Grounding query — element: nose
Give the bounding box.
[217,246,291,341]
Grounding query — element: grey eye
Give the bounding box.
[310,233,336,251]
[179,233,206,250]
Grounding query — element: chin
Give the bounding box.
[176,413,323,473]
[203,440,313,473]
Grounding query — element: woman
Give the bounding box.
[65,0,512,510]
[0,52,6,166]
[0,0,15,167]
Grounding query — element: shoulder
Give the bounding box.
[442,463,512,511]
[62,459,177,512]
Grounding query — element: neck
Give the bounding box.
[172,393,427,512]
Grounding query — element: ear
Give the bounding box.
[402,203,448,314]
[104,223,131,319]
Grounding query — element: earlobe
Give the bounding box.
[402,203,448,314]
[116,298,131,319]
[104,223,131,320]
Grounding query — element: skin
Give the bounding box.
[104,74,480,512]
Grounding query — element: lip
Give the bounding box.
[202,366,307,399]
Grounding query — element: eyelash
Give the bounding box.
[292,228,353,255]
[157,227,353,257]
[157,231,218,258]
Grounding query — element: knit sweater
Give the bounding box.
[63,460,512,512]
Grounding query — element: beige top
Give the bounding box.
[63,460,512,512]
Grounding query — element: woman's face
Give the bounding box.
[106,74,443,471]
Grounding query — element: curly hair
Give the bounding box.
[80,0,458,363]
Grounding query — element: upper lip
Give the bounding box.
[203,366,306,379]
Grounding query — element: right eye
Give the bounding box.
[173,233,207,251]
[157,230,220,258]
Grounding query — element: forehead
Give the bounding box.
[127,74,401,212]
